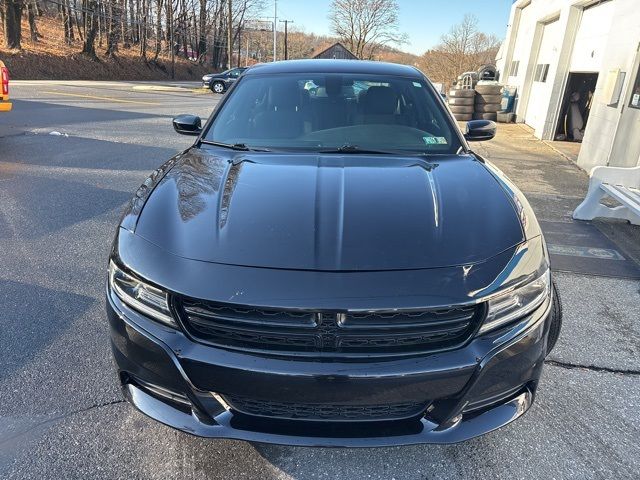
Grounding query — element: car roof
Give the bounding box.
[244,59,422,78]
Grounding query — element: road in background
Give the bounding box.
[1,81,638,480]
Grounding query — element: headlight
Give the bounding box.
[108,260,177,328]
[479,269,551,334]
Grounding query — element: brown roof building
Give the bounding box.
[312,42,358,60]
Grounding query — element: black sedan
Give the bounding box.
[202,67,247,93]
[107,59,562,447]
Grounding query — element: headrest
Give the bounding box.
[362,86,398,115]
[325,77,342,97]
[268,80,300,110]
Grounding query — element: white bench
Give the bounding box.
[573,165,640,226]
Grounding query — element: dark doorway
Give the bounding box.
[555,72,599,142]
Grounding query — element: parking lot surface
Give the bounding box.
[1,81,639,479]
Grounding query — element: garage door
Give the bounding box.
[570,0,615,72]
[508,3,535,84]
[525,18,562,135]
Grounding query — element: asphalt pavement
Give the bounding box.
[1,81,638,479]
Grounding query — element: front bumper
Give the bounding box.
[107,288,552,447]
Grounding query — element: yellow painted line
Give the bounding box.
[42,90,161,106]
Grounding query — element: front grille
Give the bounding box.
[177,298,484,357]
[224,395,427,421]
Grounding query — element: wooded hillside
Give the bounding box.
[1,1,499,85]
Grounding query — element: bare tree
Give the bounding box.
[0,0,267,69]
[106,0,122,56]
[27,0,39,42]
[153,0,163,60]
[328,0,406,59]
[418,14,501,89]
[2,0,24,49]
[82,0,99,58]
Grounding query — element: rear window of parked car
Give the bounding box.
[205,73,461,154]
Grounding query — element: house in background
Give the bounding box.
[312,43,358,60]
[496,0,640,172]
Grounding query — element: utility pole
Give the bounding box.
[169,5,175,79]
[279,20,293,60]
[227,0,233,69]
[237,25,242,68]
[246,37,250,67]
[273,0,277,62]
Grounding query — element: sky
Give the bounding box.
[271,0,514,55]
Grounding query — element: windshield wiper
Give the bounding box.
[318,144,395,155]
[200,140,270,152]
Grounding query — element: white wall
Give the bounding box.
[499,0,568,125]
[499,0,640,170]
[579,0,640,170]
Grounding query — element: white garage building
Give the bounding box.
[496,0,640,171]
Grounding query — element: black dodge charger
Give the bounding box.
[107,60,562,447]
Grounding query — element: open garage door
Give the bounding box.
[554,1,615,142]
[525,18,561,136]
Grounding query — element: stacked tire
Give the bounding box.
[448,88,475,121]
[473,83,503,121]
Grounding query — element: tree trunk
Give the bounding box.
[141,2,146,59]
[197,0,206,62]
[27,0,39,42]
[71,0,84,42]
[106,0,120,56]
[128,0,135,44]
[3,0,24,49]
[82,0,99,58]
[121,0,129,47]
[180,0,187,58]
[61,1,71,44]
[164,0,171,43]
[153,0,162,61]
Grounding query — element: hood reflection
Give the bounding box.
[170,150,242,227]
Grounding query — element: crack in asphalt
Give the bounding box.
[545,359,640,376]
[0,399,126,448]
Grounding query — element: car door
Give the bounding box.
[227,69,243,85]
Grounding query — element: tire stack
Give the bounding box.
[448,88,475,121]
[473,83,503,121]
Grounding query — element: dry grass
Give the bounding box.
[0,16,211,81]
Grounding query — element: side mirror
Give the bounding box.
[464,119,496,142]
[172,114,202,136]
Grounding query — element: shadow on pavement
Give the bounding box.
[0,279,95,380]
[0,174,131,240]
[0,99,173,132]
[0,126,178,172]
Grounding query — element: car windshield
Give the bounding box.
[204,72,461,154]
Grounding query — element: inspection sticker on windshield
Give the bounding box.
[423,136,447,145]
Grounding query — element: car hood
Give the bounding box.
[134,148,524,271]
